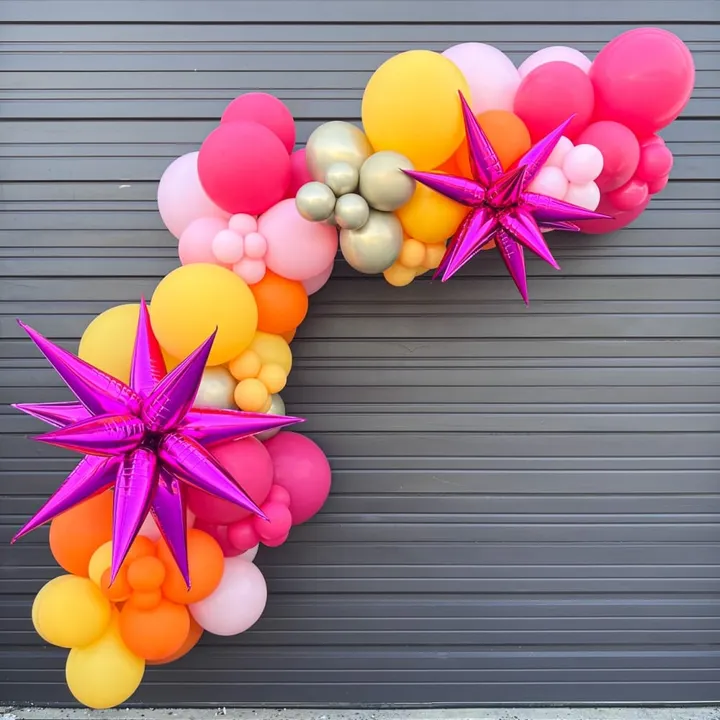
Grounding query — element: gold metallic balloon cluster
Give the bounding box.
[295,121,417,276]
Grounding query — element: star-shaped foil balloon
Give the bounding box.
[12,300,302,585]
[404,93,610,303]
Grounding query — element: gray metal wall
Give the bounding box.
[1,0,719,708]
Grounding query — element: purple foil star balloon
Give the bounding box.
[404,93,610,304]
[12,299,302,585]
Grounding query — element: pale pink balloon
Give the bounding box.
[562,144,605,185]
[229,213,258,236]
[212,229,244,264]
[519,46,592,79]
[563,181,601,211]
[260,198,339,281]
[443,43,521,113]
[179,217,230,266]
[302,261,335,295]
[285,149,313,199]
[528,166,568,200]
[545,136,574,168]
[233,257,266,285]
[190,557,267,636]
[244,232,268,259]
[158,152,230,239]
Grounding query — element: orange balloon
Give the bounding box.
[127,556,166,592]
[157,529,224,604]
[119,599,190,661]
[146,617,203,666]
[49,490,113,576]
[125,535,156,563]
[100,567,132,603]
[126,589,163,611]
[434,152,466,177]
[280,328,296,344]
[455,110,532,176]
[250,271,308,335]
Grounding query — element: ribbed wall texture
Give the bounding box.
[0,0,719,707]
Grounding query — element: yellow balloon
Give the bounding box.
[249,331,293,375]
[396,175,469,244]
[423,242,448,270]
[228,349,262,381]
[88,541,113,587]
[33,575,112,649]
[398,238,426,269]
[234,378,269,412]
[361,50,470,169]
[383,262,416,287]
[150,264,258,367]
[257,363,287,394]
[78,304,140,383]
[66,613,145,709]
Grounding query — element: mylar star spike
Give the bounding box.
[12,299,303,585]
[404,92,611,304]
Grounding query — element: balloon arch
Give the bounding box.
[13,30,694,708]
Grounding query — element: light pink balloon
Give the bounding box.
[545,136,574,168]
[562,144,604,185]
[528,166,568,200]
[190,557,267,636]
[179,217,230,266]
[564,181,601,211]
[442,43,520,113]
[519,46,592,79]
[212,229,244,264]
[158,152,230,239]
[260,198,339,281]
[302,261,335,295]
[233,257,266,285]
[244,232,267,259]
[229,213,258,236]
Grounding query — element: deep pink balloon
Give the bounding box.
[648,174,670,195]
[590,28,695,137]
[577,121,640,193]
[221,93,296,154]
[193,518,244,557]
[606,177,650,212]
[576,196,650,235]
[285,149,313,199]
[636,141,674,183]
[227,519,259,553]
[186,436,274,524]
[263,431,331,525]
[198,121,291,215]
[514,62,594,141]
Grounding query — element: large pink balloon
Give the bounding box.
[519,46,592,78]
[263,431,331,525]
[222,93,296,154]
[284,149,314,199]
[260,198,339,281]
[590,28,695,137]
[577,121,640,193]
[157,152,230,239]
[576,196,650,235]
[198,121,291,215]
[514,62,594,141]
[302,261,335,295]
[186,437,274,524]
[190,557,267,636]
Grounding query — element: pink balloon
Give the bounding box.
[285,149,314,199]
[263,431,332,525]
[636,142,674,183]
[519,46,592,78]
[140,508,195,541]
[193,519,244,557]
[229,213,258,236]
[302,261,335,295]
[442,43,520,113]
[212,229,244,264]
[244,232,267,259]
[577,121,640,193]
[648,174,670,195]
[157,152,230,239]
[545,136,574,168]
[590,28,695,137]
[563,181,601,211]
[562,144,604,185]
[514,62,595,141]
[227,519,259,553]
[190,557,267,636]
[260,198,339,281]
[528,166,568,200]
[606,177,650,212]
[187,437,274,524]
[198,121,291,215]
[179,217,230,266]
[266,484,291,506]
[253,501,292,542]
[222,93,296,154]
[233,257,266,285]
[576,196,650,235]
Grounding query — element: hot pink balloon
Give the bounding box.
[636,141,674,183]
[302,261,335,295]
[514,62,594,141]
[186,436,274,525]
[648,174,670,195]
[157,152,230,239]
[606,177,650,212]
[178,217,230,266]
[590,28,695,137]
[193,518,244,557]
[198,121,291,215]
[577,121,640,193]
[285,149,314,199]
[260,198,339,281]
[222,93,296,154]
[263,431,331,525]
[576,196,649,235]
[519,46,592,78]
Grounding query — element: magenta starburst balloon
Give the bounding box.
[404,93,610,303]
[12,299,302,585]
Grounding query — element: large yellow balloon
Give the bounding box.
[33,575,112,649]
[150,264,258,367]
[395,174,469,244]
[361,50,470,169]
[249,331,293,374]
[66,613,145,709]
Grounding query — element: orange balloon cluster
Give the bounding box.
[250,270,308,335]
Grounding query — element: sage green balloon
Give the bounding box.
[325,161,359,196]
[359,151,416,211]
[306,121,373,182]
[295,181,336,223]
[256,394,286,441]
[194,367,237,410]
[340,210,403,275]
[334,193,370,231]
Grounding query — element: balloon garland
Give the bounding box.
[12,29,694,708]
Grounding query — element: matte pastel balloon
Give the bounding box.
[221,93,296,153]
[186,437,274,525]
[519,46,592,78]
[190,557,267,636]
[285,149,314,199]
[212,230,244,264]
[606,177,650,212]
[198,121,291,215]
[514,62,594,141]
[545,136,574,168]
[443,43,521,114]
[528,166,568,200]
[302,261,334,295]
[229,213,258,236]
[263,431,332,525]
[157,152,230,239]
[576,196,649,234]
[577,121,640,193]
[590,28,695,137]
[562,144,604,185]
[260,198,339,281]
[636,141,674,183]
[179,218,230,267]
[563,181,601,211]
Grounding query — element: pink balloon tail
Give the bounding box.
[486,166,527,208]
[151,468,190,586]
[182,407,303,446]
[458,91,503,185]
[130,298,167,397]
[496,230,529,305]
[501,209,560,269]
[518,116,575,186]
[34,414,146,456]
[403,170,485,206]
[12,401,90,428]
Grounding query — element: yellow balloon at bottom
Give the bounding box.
[66,613,145,710]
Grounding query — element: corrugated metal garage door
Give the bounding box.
[1,0,719,707]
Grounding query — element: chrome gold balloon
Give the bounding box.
[334,193,370,231]
[339,210,403,275]
[359,151,416,211]
[295,181,336,223]
[256,394,287,441]
[305,121,373,182]
[324,161,359,196]
[194,367,237,410]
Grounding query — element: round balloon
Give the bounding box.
[362,50,470,169]
[119,599,191,661]
[179,217,231,267]
[576,196,650,235]
[519,46,592,78]
[221,93,296,153]
[194,367,237,410]
[305,121,373,182]
[285,149,314,199]
[250,270,309,335]
[577,121,640,193]
[302,261,334,295]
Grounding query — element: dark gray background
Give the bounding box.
[1,0,719,708]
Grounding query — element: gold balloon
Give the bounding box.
[359,151,416,211]
[257,394,286,441]
[295,181,336,223]
[324,161,359,196]
[340,210,403,275]
[194,366,237,409]
[306,121,373,182]
[334,193,370,230]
